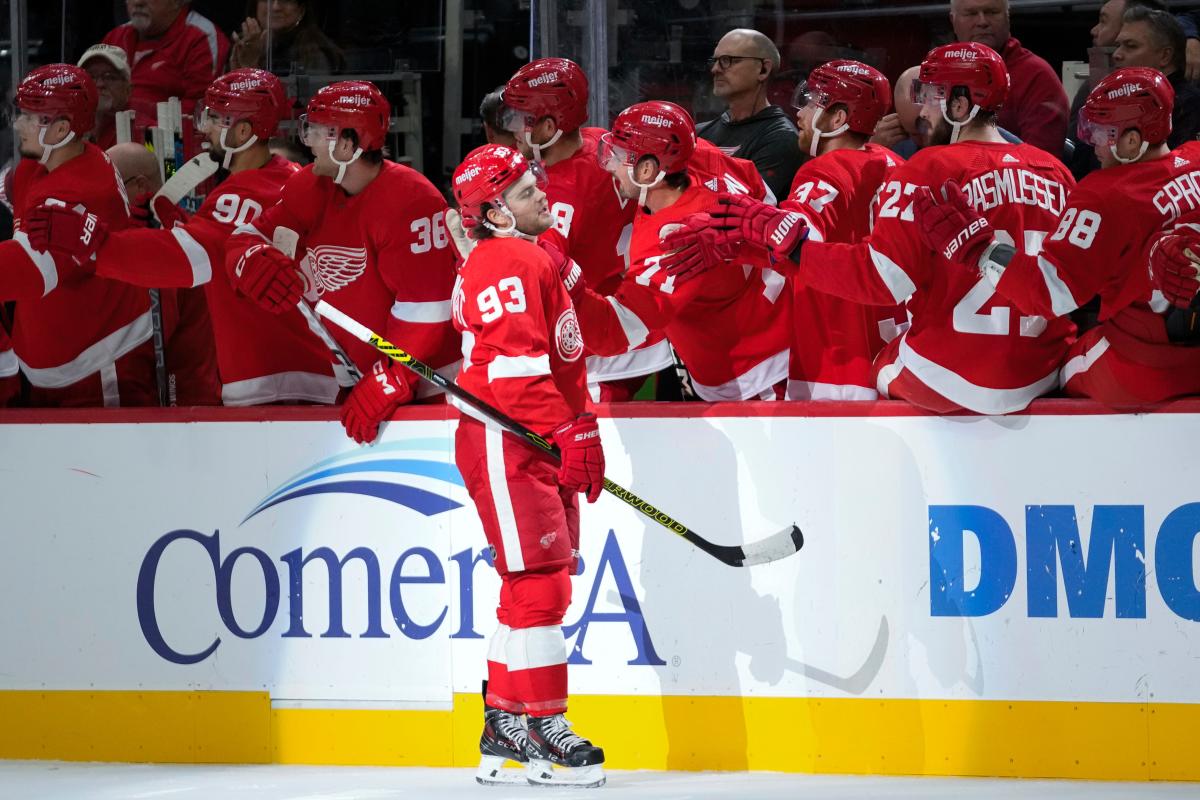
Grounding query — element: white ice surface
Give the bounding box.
[3,762,1199,799]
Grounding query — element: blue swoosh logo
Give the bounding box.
[242,438,465,523]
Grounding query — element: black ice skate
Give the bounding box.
[475,704,529,786]
[525,713,606,788]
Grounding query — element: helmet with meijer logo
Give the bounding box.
[15,64,97,164]
[1078,67,1173,163]
[598,101,696,205]
[198,68,289,168]
[453,144,548,235]
[299,80,390,184]
[912,42,1009,143]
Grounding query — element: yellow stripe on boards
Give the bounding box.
[1,690,1198,781]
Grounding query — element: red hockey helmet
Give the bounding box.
[453,144,546,230]
[501,58,589,134]
[1079,67,1173,150]
[794,59,891,135]
[600,101,696,176]
[200,68,288,140]
[302,80,390,151]
[914,42,1009,113]
[15,64,97,136]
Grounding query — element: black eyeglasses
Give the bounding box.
[705,55,768,70]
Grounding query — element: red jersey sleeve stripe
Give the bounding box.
[169,227,212,287]
[13,232,59,296]
[868,245,917,304]
[391,299,452,323]
[1034,254,1082,316]
[605,296,650,348]
[487,353,551,381]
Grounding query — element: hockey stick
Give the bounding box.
[152,151,220,213]
[315,299,804,568]
[269,227,363,384]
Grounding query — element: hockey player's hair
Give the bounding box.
[343,128,387,165]
[663,171,691,191]
[479,86,507,132]
[1122,6,1185,74]
[949,86,999,127]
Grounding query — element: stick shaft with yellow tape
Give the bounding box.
[314,299,804,568]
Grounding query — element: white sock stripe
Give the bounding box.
[487,623,512,664]
[507,625,566,671]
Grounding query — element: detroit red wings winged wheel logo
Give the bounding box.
[555,308,584,362]
[300,245,369,295]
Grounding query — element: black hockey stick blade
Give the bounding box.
[314,300,806,568]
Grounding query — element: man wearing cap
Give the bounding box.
[78,44,133,151]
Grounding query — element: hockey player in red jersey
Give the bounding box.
[669,43,1076,414]
[671,60,906,400]
[0,64,160,407]
[225,80,460,436]
[451,144,606,788]
[918,67,1200,404]
[499,58,670,399]
[25,68,339,405]
[567,101,790,401]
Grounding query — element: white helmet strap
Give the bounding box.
[525,128,563,162]
[38,126,75,165]
[627,164,666,208]
[1111,139,1149,165]
[941,98,981,144]
[219,127,259,170]
[328,139,364,185]
[808,107,850,157]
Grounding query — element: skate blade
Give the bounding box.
[526,759,606,788]
[476,754,528,786]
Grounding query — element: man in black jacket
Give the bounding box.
[698,28,802,202]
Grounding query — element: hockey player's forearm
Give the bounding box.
[0,237,65,300]
[796,240,913,307]
[573,287,652,357]
[990,248,1073,319]
[95,226,213,289]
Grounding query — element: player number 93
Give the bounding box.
[411,211,450,254]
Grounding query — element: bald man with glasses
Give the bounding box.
[698,28,802,201]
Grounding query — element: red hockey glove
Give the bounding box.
[660,212,741,282]
[1149,227,1200,308]
[129,191,189,231]
[24,202,109,265]
[913,180,993,267]
[232,242,305,313]
[709,192,809,262]
[341,359,415,444]
[553,412,605,503]
[538,239,586,300]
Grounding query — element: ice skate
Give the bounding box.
[475,704,529,786]
[525,714,606,788]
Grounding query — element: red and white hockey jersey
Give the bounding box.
[575,183,790,401]
[689,137,773,203]
[537,127,670,385]
[89,155,340,405]
[796,141,1076,414]
[226,161,461,397]
[3,143,160,407]
[780,143,906,400]
[992,139,1200,402]
[453,236,595,435]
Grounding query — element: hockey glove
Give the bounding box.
[130,191,189,230]
[709,192,809,262]
[445,208,476,262]
[24,201,109,265]
[538,239,586,300]
[232,242,305,314]
[913,180,993,268]
[660,212,741,282]
[553,412,605,503]
[341,359,415,444]
[1149,227,1200,308]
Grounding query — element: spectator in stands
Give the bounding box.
[1114,6,1200,147]
[698,28,802,201]
[103,0,230,122]
[230,0,345,75]
[1177,10,1200,82]
[480,86,516,147]
[949,0,1069,156]
[871,63,1022,157]
[78,44,132,151]
[1066,0,1166,179]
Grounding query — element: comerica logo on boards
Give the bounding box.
[929,503,1200,620]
